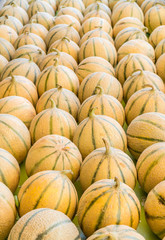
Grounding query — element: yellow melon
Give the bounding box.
[17,170,78,219]
[0,37,15,61]
[0,24,18,45]
[149,25,165,48]
[27,0,55,18]
[25,134,82,181]
[141,0,165,14]
[4,0,29,10]
[78,71,123,103]
[0,55,8,78]
[83,0,108,8]
[0,15,23,34]
[57,6,84,23]
[0,182,17,239]
[155,39,165,60]
[19,22,48,40]
[0,148,20,193]
[36,86,80,119]
[82,8,111,23]
[53,15,81,32]
[29,12,55,30]
[80,138,136,191]
[8,208,81,240]
[59,0,85,13]
[84,2,111,16]
[77,178,141,237]
[73,108,127,159]
[78,86,125,125]
[156,53,165,82]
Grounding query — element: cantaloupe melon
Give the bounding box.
[0,25,18,45]
[53,15,81,32]
[27,0,55,18]
[19,22,48,40]
[29,12,55,30]
[155,39,165,60]
[149,25,165,48]
[57,6,84,23]
[0,15,23,34]
[84,2,111,16]
[59,0,85,13]
[156,53,165,82]
[0,37,15,61]
[4,0,29,10]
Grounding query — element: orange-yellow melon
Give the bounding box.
[117,39,155,63]
[0,55,8,77]
[45,24,80,48]
[25,134,82,181]
[79,28,114,46]
[76,56,115,84]
[0,37,15,61]
[73,108,127,159]
[0,96,36,128]
[127,112,165,160]
[0,148,20,193]
[57,6,84,23]
[83,0,108,8]
[77,178,141,237]
[82,8,111,23]
[136,142,165,193]
[156,53,165,82]
[80,17,112,38]
[0,57,41,84]
[4,0,29,10]
[87,225,145,240]
[0,3,29,25]
[36,63,79,97]
[155,39,165,60]
[0,25,18,45]
[141,0,165,14]
[14,32,47,52]
[80,138,136,191]
[48,37,80,62]
[84,2,111,16]
[79,37,117,66]
[53,15,81,32]
[17,170,78,219]
[0,114,31,163]
[0,75,38,106]
[116,53,156,85]
[144,181,165,239]
[137,0,145,6]
[113,17,145,38]
[78,86,125,125]
[0,15,23,34]
[125,85,165,125]
[144,5,165,33]
[12,45,46,65]
[27,0,55,18]
[29,12,54,30]
[0,182,17,239]
[29,101,77,143]
[36,86,80,119]
[19,22,48,40]
[8,208,81,240]
[59,0,85,13]
[149,25,165,48]
[78,72,123,103]
[115,27,148,50]
[40,0,57,11]
[111,1,144,26]
[123,70,165,102]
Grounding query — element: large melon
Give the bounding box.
[25,134,82,181]
[155,39,165,60]
[149,25,165,48]
[57,6,84,23]
[29,12,54,30]
[0,15,23,34]
[0,37,15,61]
[53,15,81,32]
[17,170,78,219]
[27,0,55,18]
[4,0,29,10]
[8,208,80,240]
[77,178,141,237]
[83,0,108,8]
[84,2,111,16]
[59,0,85,13]
[82,8,111,24]
[19,22,48,40]
[0,25,18,46]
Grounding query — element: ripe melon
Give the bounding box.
[141,0,165,14]
[78,72,123,103]
[13,45,46,65]
[4,0,29,10]
[123,70,165,102]
[36,86,80,119]
[137,142,165,193]
[0,15,23,34]
[80,138,136,191]
[25,134,82,181]
[8,208,81,240]
[144,180,165,239]
[84,2,111,16]
[48,37,80,62]
[0,96,36,128]
[116,53,156,85]
[0,75,38,106]
[87,225,145,240]
[19,22,48,40]
[53,15,81,32]
[149,25,165,48]
[73,108,127,159]
[0,55,8,78]
[27,0,55,18]
[156,53,165,82]
[17,170,78,219]
[30,100,77,143]
[127,112,165,160]
[0,37,15,61]
[0,25,18,46]
[82,8,111,24]
[29,12,55,30]
[83,0,108,8]
[78,86,125,125]
[0,182,17,240]
[0,114,31,163]
[57,6,84,23]
[155,39,165,60]
[0,148,20,193]
[59,0,85,13]
[36,63,79,97]
[77,178,141,237]
[39,49,77,72]
[76,56,115,84]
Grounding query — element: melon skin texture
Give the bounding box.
[0,37,15,61]
[156,53,165,82]
[86,225,145,240]
[0,15,23,34]
[17,170,78,219]
[8,208,81,240]
[77,178,141,237]
[127,112,165,160]
[0,182,17,240]
[144,180,165,239]
[56,7,84,23]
